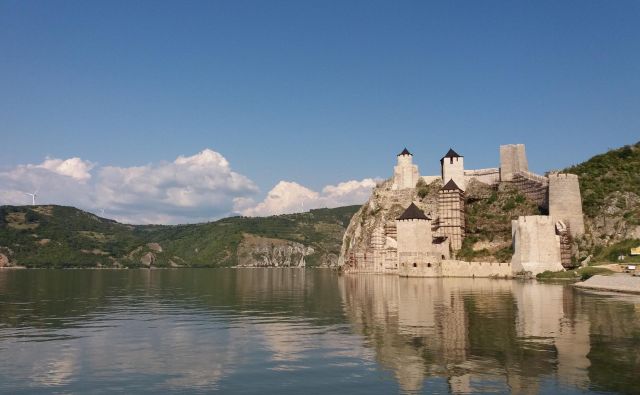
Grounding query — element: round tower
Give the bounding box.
[548,173,585,236]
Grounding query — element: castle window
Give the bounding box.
[413,262,417,268]
[427,263,432,268]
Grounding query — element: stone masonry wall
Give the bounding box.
[548,173,585,237]
[464,168,500,186]
[511,216,564,275]
[398,258,512,278]
[500,144,529,181]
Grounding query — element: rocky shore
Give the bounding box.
[574,274,640,294]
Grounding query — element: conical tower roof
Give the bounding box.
[398,147,412,156]
[397,202,429,220]
[442,148,462,159]
[441,179,462,191]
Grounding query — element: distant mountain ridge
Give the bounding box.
[0,205,359,268]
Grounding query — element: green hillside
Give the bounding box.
[563,141,640,262]
[565,141,640,220]
[0,205,359,268]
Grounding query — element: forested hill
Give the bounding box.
[0,205,359,268]
[564,141,640,261]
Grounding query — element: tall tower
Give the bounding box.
[438,179,465,251]
[548,173,585,236]
[440,148,465,190]
[392,148,420,190]
[500,144,529,181]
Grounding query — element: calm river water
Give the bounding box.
[0,269,638,394]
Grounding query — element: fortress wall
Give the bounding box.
[441,260,513,278]
[398,258,512,278]
[548,173,585,236]
[500,144,529,181]
[511,171,549,208]
[464,168,500,186]
[511,216,564,275]
[398,252,443,277]
[421,175,441,184]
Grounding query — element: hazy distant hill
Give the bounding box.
[0,205,359,268]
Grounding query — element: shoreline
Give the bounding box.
[574,274,640,295]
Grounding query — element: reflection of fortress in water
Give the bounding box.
[339,277,596,394]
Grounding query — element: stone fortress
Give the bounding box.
[339,144,585,277]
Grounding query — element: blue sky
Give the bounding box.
[1,1,639,223]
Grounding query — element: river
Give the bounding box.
[0,269,638,394]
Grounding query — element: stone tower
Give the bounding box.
[548,173,585,236]
[500,144,529,181]
[511,216,564,275]
[437,179,465,251]
[440,148,465,190]
[392,148,420,190]
[396,203,432,254]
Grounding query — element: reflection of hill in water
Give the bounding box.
[339,275,640,394]
[1,270,639,394]
[0,269,346,329]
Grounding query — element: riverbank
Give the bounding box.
[574,274,640,294]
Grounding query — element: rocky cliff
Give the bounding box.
[237,234,314,267]
[338,178,441,266]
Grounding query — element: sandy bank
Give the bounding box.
[574,274,640,294]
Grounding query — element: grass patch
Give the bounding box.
[537,266,613,281]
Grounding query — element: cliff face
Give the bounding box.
[237,234,314,267]
[338,179,441,266]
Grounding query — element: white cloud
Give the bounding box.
[239,178,379,217]
[93,149,259,223]
[35,157,95,181]
[0,149,376,224]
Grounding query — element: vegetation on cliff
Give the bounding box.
[563,141,640,261]
[564,141,640,220]
[0,205,358,268]
[457,181,540,263]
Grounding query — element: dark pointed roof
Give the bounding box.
[441,179,462,191]
[442,148,462,159]
[398,148,412,156]
[397,202,429,220]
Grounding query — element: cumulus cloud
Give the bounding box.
[35,157,95,181]
[94,149,259,223]
[0,149,377,224]
[0,149,259,224]
[239,178,379,217]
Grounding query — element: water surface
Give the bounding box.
[0,269,638,394]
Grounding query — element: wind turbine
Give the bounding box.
[100,208,105,217]
[25,189,39,206]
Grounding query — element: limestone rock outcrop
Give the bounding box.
[140,252,155,267]
[237,234,314,267]
[338,179,439,268]
[0,253,10,268]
